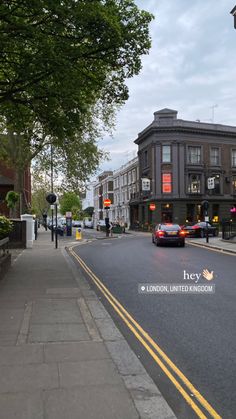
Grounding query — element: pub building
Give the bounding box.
[129,109,236,228]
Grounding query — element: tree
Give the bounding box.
[59,192,81,216]
[31,172,51,218]
[84,207,94,217]
[0,1,153,137]
[0,1,154,210]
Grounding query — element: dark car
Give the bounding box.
[152,224,185,247]
[182,222,218,238]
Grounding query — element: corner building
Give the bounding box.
[130,108,236,227]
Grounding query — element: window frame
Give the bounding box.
[187,145,202,165]
[162,145,171,163]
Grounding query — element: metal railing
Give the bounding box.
[222,221,236,240]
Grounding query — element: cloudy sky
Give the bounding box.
[97,0,236,174]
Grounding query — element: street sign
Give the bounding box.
[103,198,111,207]
[207,177,215,190]
[205,216,209,222]
[141,178,151,191]
[46,192,57,204]
[149,203,156,211]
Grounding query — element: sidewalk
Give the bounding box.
[0,229,176,419]
[187,236,236,254]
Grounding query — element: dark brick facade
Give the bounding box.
[130,109,236,227]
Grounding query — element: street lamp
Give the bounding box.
[230,6,236,29]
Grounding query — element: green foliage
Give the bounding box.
[59,192,81,216]
[5,191,19,209]
[0,1,153,196]
[84,207,94,217]
[0,216,13,239]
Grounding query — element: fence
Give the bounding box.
[0,237,11,280]
[9,219,26,248]
[222,221,236,240]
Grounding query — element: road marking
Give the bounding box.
[188,241,236,256]
[69,246,222,419]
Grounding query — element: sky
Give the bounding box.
[96,0,236,174]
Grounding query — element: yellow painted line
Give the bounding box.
[188,241,236,257]
[69,247,222,419]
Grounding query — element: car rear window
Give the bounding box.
[162,225,180,231]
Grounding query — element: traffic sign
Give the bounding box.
[207,177,215,190]
[103,198,111,207]
[149,203,156,211]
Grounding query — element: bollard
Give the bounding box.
[76,228,82,241]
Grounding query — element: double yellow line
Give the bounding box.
[69,246,221,419]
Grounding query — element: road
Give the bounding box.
[71,230,236,419]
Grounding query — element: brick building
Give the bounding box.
[0,162,31,216]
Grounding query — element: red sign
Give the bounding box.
[162,173,171,183]
[103,198,111,207]
[149,203,156,211]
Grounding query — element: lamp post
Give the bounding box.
[50,144,54,242]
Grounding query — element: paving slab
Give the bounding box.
[0,344,43,365]
[0,391,43,419]
[44,341,110,363]
[0,363,59,393]
[44,386,139,419]
[28,323,90,343]
[58,359,123,388]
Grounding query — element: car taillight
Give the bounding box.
[158,231,165,236]
[179,230,185,236]
[193,225,200,229]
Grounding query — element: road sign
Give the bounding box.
[141,178,150,191]
[149,203,156,211]
[46,193,57,204]
[103,198,111,207]
[207,177,215,190]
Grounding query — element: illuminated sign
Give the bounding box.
[162,173,172,193]
[149,203,156,211]
[103,199,111,207]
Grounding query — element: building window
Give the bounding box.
[162,173,172,193]
[232,150,236,167]
[188,174,201,194]
[188,146,201,164]
[128,171,131,184]
[212,175,221,194]
[186,204,195,223]
[162,145,171,163]
[232,176,236,194]
[144,150,148,168]
[210,147,220,166]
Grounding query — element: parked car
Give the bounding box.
[72,220,84,228]
[152,224,185,247]
[182,222,218,238]
[84,218,93,228]
[96,220,106,231]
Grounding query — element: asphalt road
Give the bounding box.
[72,232,236,419]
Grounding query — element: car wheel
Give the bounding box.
[155,239,159,246]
